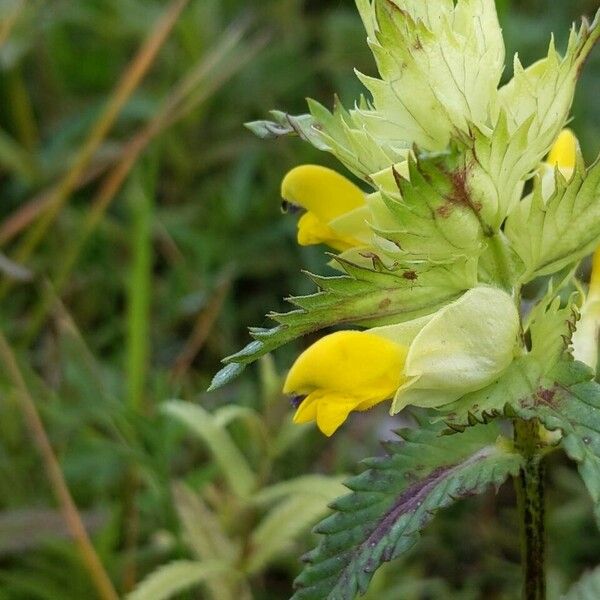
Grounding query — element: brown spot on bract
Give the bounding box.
[402,270,418,281]
[437,167,482,218]
[436,203,454,218]
[534,388,557,408]
[379,298,392,309]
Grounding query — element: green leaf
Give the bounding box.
[210,258,476,390]
[163,401,258,498]
[307,97,406,181]
[499,12,600,152]
[298,0,505,180]
[126,560,232,600]
[505,158,600,282]
[513,360,600,524]
[564,566,600,600]
[291,422,523,600]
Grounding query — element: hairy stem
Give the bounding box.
[514,419,546,600]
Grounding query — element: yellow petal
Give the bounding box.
[316,393,364,437]
[297,212,361,252]
[284,331,408,402]
[547,129,578,171]
[281,165,365,223]
[293,394,318,424]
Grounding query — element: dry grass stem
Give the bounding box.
[0,331,119,600]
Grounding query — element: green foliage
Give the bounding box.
[467,10,600,230]
[514,360,600,524]
[292,422,523,600]
[376,153,486,261]
[355,0,504,150]
[0,0,599,598]
[129,391,347,600]
[211,255,475,390]
[442,293,580,426]
[164,402,259,498]
[127,561,232,600]
[506,158,600,282]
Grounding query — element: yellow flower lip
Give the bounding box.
[284,330,409,436]
[280,165,367,252]
[281,165,365,221]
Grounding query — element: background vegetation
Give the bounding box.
[0,0,599,598]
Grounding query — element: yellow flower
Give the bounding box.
[281,165,368,252]
[547,128,578,171]
[284,287,520,436]
[541,128,579,199]
[283,331,409,436]
[573,248,600,371]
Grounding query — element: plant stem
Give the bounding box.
[514,419,546,600]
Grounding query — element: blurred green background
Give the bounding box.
[0,1,599,598]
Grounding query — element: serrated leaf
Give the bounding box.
[513,360,600,523]
[163,401,258,498]
[126,560,231,600]
[563,566,600,599]
[499,13,600,149]
[210,258,476,390]
[505,158,600,282]
[355,0,504,152]
[291,422,522,600]
[376,152,487,262]
[307,97,406,181]
[467,11,600,228]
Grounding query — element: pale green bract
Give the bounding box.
[372,286,521,413]
[354,0,504,151]
[506,157,600,282]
